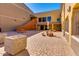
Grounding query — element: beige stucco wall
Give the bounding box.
[61,3,78,45]
[0,3,33,32]
[61,3,75,33]
[63,3,75,19]
[58,3,79,55]
[34,10,60,22]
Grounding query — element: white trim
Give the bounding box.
[72,35,79,43]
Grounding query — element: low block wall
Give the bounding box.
[71,36,79,55]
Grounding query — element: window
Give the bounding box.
[39,16,51,22]
[57,18,61,22]
[43,17,46,22]
[0,28,1,32]
[39,18,41,22]
[47,16,51,22]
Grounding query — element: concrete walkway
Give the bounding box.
[0,31,75,56]
[27,31,75,56]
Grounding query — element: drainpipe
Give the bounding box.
[62,4,65,36]
[36,18,38,30]
[47,21,49,30]
[46,17,49,30]
[69,6,73,46]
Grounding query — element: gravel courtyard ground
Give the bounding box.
[0,31,75,56]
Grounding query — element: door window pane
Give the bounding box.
[47,16,51,22]
[57,18,61,22]
[39,18,41,22]
[43,17,46,22]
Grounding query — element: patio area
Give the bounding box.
[0,31,76,56]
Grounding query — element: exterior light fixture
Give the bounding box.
[68,6,71,12]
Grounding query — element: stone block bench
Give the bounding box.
[4,34,27,55]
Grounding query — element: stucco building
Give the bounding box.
[0,3,33,32]
[35,10,61,31]
[61,3,79,55]
[15,4,61,32]
[0,3,61,32]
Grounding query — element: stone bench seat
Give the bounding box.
[4,34,27,55]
